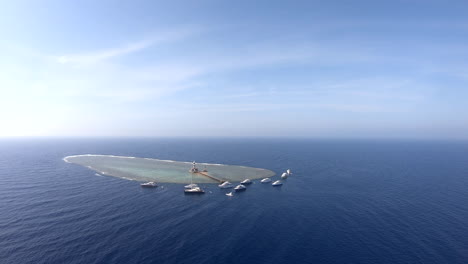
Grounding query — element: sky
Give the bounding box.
[0,0,467,138]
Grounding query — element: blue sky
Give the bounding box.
[1,0,467,138]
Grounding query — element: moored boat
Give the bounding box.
[218,181,234,189]
[240,179,252,185]
[260,178,272,183]
[272,180,283,186]
[234,184,246,192]
[141,182,157,188]
[184,183,198,189]
[184,186,205,194]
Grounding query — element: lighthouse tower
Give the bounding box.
[190,161,199,173]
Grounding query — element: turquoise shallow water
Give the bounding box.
[64,154,276,183]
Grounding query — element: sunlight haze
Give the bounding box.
[1,0,467,138]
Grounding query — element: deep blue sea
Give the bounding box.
[1,138,468,264]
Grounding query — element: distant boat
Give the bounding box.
[260,178,272,183]
[226,191,234,196]
[218,181,234,189]
[184,186,205,194]
[234,184,246,192]
[272,180,283,186]
[185,166,203,193]
[141,182,157,188]
[281,172,288,179]
[184,183,198,189]
[240,179,252,185]
[287,169,292,175]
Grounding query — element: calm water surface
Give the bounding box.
[1,138,468,264]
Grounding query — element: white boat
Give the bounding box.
[234,184,246,192]
[240,179,252,185]
[272,180,283,186]
[260,178,272,183]
[184,186,205,194]
[185,167,203,193]
[218,181,234,189]
[287,169,292,175]
[281,172,288,179]
[226,192,234,196]
[141,182,157,188]
[184,183,198,189]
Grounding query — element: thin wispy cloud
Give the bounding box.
[55,27,201,65]
[56,39,154,64]
[1,0,467,138]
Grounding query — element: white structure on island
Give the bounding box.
[189,161,199,173]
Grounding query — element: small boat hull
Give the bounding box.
[234,184,247,192]
[184,186,205,194]
[141,182,157,188]
[184,184,198,189]
[240,179,252,185]
[218,182,234,189]
[272,180,283,186]
[260,178,272,183]
[184,189,205,194]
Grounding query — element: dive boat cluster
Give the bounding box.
[223,169,292,196]
[261,168,291,186]
[140,162,293,196]
[218,181,247,196]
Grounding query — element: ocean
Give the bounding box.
[1,138,468,264]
